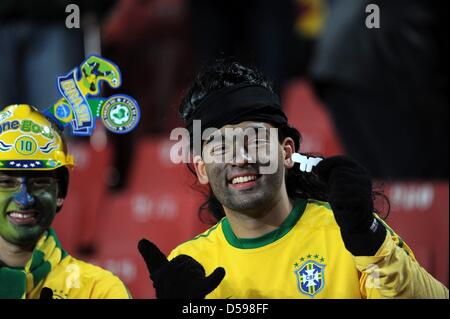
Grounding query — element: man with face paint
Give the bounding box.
[0,104,130,299]
[138,59,448,299]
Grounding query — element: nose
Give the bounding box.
[12,182,35,208]
[232,144,254,166]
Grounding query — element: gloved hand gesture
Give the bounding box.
[138,239,225,299]
[313,156,386,256]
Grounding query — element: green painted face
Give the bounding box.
[0,170,59,247]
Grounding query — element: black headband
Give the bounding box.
[186,83,287,133]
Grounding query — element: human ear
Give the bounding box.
[193,155,209,185]
[282,137,295,169]
[56,198,64,213]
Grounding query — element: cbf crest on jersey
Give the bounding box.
[294,254,326,297]
[44,55,140,136]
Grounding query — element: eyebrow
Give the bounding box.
[204,133,224,146]
[204,135,214,146]
[205,134,214,145]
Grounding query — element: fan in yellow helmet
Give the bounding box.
[0,104,130,299]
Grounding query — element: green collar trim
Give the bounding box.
[221,198,307,249]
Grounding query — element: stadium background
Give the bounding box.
[0,0,448,298]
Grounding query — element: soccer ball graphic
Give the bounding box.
[109,104,130,125]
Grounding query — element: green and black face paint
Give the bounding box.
[0,170,59,247]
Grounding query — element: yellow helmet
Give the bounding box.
[0,104,74,171]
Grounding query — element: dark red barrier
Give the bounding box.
[53,140,112,253]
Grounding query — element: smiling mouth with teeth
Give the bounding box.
[228,174,261,189]
[6,210,38,225]
[231,175,256,184]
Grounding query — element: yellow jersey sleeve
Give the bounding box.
[355,221,449,299]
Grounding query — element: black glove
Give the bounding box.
[39,287,53,299]
[138,239,225,299]
[313,156,386,256]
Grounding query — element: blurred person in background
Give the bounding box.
[0,0,115,112]
[102,0,190,135]
[1,1,77,111]
[309,0,448,179]
[188,0,296,93]
[102,0,192,191]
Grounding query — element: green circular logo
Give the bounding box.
[101,95,140,134]
[15,136,37,155]
[109,104,131,126]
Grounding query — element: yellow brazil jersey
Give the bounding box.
[0,228,131,299]
[27,255,131,299]
[168,198,449,299]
